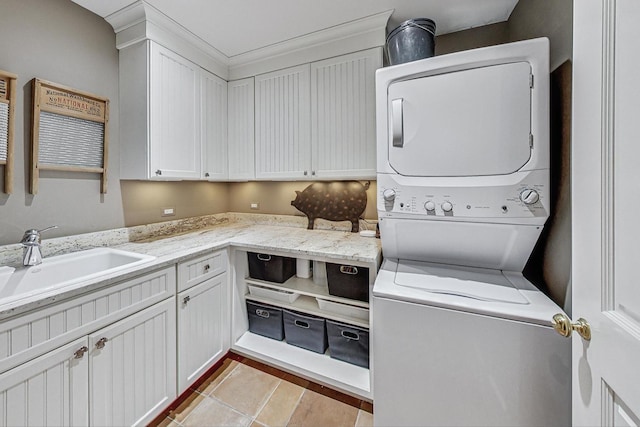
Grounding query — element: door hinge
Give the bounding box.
[529,133,534,148]
[529,74,534,88]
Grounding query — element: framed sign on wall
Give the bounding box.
[0,70,17,194]
[30,78,109,194]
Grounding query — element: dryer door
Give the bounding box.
[388,61,532,177]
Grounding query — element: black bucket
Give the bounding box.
[386,18,436,65]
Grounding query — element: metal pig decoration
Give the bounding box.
[291,181,370,232]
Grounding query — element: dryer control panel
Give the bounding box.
[377,170,549,225]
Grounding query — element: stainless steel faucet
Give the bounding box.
[20,226,58,266]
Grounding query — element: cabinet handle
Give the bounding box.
[183,295,191,305]
[204,264,210,272]
[74,346,89,359]
[95,337,108,350]
[311,171,316,176]
[155,169,162,176]
[303,170,308,176]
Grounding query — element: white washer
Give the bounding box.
[372,38,571,426]
[372,259,570,426]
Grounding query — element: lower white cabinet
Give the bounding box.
[177,273,229,393]
[0,337,89,427]
[89,298,176,427]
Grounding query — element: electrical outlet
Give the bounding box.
[162,207,175,217]
[250,203,259,210]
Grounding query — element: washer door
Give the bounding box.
[388,61,532,177]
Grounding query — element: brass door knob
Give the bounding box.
[552,313,591,341]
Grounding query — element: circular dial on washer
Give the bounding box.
[520,189,540,205]
[382,189,397,202]
[441,201,453,212]
[424,201,436,212]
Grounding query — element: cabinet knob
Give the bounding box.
[205,172,210,177]
[204,264,210,272]
[183,295,191,305]
[155,169,162,176]
[74,346,89,359]
[303,171,308,176]
[95,337,108,350]
[311,171,316,176]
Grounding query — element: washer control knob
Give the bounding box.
[441,201,453,212]
[424,201,436,212]
[520,189,540,205]
[383,189,397,202]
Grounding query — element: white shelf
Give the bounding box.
[233,331,371,400]
[245,293,369,329]
[245,276,369,309]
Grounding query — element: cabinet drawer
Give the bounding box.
[178,250,227,292]
[0,266,176,375]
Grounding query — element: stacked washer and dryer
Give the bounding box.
[372,38,571,426]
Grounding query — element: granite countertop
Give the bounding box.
[0,213,381,319]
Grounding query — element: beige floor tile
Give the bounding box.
[355,409,374,427]
[287,389,359,427]
[197,359,240,395]
[255,380,305,427]
[182,397,252,427]
[168,391,207,424]
[211,363,281,417]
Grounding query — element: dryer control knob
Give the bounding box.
[424,201,436,212]
[441,201,453,212]
[383,189,397,202]
[520,189,540,205]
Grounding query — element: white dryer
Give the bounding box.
[372,38,571,426]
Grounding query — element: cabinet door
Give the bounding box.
[201,70,228,180]
[0,337,89,427]
[228,78,255,180]
[255,64,311,179]
[150,43,201,179]
[177,273,229,393]
[89,299,176,427]
[311,48,381,179]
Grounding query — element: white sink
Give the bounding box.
[0,248,156,302]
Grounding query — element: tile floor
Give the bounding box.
[151,353,373,427]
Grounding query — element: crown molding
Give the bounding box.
[228,10,392,80]
[105,1,391,81]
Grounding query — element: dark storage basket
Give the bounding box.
[283,310,327,354]
[326,263,369,302]
[386,18,436,65]
[247,301,284,340]
[326,320,370,368]
[248,252,296,283]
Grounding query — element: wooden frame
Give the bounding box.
[0,70,17,194]
[31,78,109,194]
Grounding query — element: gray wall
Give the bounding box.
[0,0,123,245]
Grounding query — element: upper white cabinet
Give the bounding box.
[120,41,228,181]
[228,78,255,180]
[255,64,312,179]
[201,70,228,180]
[311,48,381,179]
[254,49,382,180]
[120,41,202,180]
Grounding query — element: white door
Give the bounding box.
[228,77,255,180]
[255,64,311,179]
[310,48,381,179]
[150,43,201,179]
[201,69,228,180]
[0,337,89,427]
[89,299,176,427]
[572,1,640,424]
[177,273,229,393]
